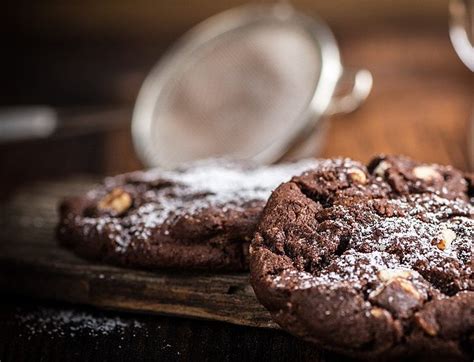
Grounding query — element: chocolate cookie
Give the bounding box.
[250,156,473,360]
[57,159,317,271]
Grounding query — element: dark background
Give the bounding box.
[1,1,453,107]
[1,0,472,196]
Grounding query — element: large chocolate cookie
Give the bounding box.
[250,156,473,360]
[57,159,317,271]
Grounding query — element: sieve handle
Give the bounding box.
[449,0,474,71]
[325,68,373,116]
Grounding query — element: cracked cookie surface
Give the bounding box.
[57,159,318,271]
[250,155,473,360]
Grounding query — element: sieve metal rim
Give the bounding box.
[132,4,343,168]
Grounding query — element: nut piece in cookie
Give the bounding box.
[347,168,367,184]
[432,227,456,251]
[369,278,424,318]
[412,165,442,182]
[377,268,413,282]
[414,313,439,336]
[373,160,391,177]
[97,188,132,215]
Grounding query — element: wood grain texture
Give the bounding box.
[0,298,351,362]
[322,28,474,171]
[0,180,277,329]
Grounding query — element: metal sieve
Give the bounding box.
[132,3,372,168]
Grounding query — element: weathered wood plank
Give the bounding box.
[0,180,277,329]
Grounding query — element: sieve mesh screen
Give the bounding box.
[150,22,321,166]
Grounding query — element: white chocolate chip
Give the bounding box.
[373,161,390,177]
[413,165,441,181]
[347,168,367,184]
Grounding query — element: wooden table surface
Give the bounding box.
[1,5,473,362]
[323,25,473,170]
[0,179,279,329]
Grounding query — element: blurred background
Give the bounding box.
[0,0,472,197]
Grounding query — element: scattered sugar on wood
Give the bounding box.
[15,307,145,338]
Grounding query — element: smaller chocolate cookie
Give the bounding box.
[250,156,473,360]
[58,159,318,271]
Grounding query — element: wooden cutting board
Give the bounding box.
[0,180,277,329]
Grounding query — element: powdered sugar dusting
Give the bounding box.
[73,159,319,253]
[265,158,473,297]
[135,158,319,204]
